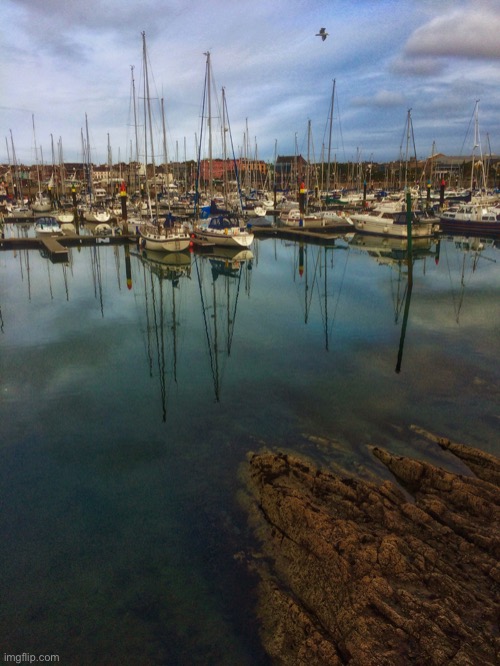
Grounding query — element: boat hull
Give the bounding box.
[351,215,435,238]
[194,229,254,248]
[35,217,62,236]
[140,229,191,252]
[439,219,500,237]
[84,210,111,223]
[32,202,52,213]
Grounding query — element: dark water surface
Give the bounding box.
[1,228,499,664]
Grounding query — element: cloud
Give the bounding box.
[2,1,500,164]
[404,6,500,60]
[351,90,406,108]
[390,56,445,77]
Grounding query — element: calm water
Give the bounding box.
[1,225,499,664]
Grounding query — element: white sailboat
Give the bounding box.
[193,53,254,249]
[138,32,191,253]
[30,115,52,213]
[351,110,438,238]
[80,115,112,224]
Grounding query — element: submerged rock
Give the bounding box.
[239,431,500,665]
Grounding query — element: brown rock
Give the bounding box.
[240,439,500,665]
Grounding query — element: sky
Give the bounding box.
[1,0,500,167]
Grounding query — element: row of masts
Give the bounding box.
[4,61,493,204]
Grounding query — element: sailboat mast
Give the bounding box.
[142,31,159,218]
[204,51,213,195]
[222,87,227,203]
[471,99,485,191]
[307,119,311,193]
[10,130,22,199]
[404,109,412,192]
[32,114,42,198]
[327,79,335,194]
[85,113,92,201]
[161,97,170,206]
[58,137,66,198]
[131,65,139,166]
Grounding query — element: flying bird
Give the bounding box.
[316,27,328,41]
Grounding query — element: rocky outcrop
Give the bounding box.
[239,430,500,665]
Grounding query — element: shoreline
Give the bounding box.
[238,427,500,664]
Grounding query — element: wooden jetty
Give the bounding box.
[250,220,352,244]
[40,236,69,262]
[0,233,138,262]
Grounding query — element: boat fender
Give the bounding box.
[384,226,388,233]
[224,228,228,234]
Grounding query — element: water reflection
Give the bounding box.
[395,253,413,374]
[291,238,348,350]
[346,233,438,372]
[0,231,499,663]
[193,247,253,402]
[444,236,497,324]
[136,248,191,421]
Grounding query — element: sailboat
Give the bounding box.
[193,53,254,249]
[80,115,112,225]
[439,101,500,236]
[351,111,439,238]
[138,32,191,253]
[30,115,52,213]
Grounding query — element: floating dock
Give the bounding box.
[250,220,353,244]
[0,233,138,262]
[40,236,69,262]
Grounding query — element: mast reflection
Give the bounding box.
[193,246,253,402]
[292,237,347,350]
[138,248,191,421]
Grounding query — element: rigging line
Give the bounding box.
[194,256,219,402]
[328,246,350,339]
[23,249,32,301]
[149,268,167,422]
[159,275,167,422]
[194,61,208,217]
[459,104,476,158]
[316,247,330,350]
[391,262,408,324]
[227,262,244,355]
[63,263,69,301]
[443,239,460,322]
[92,246,105,317]
[171,280,178,384]
[142,262,154,378]
[46,260,53,300]
[212,279,220,400]
[223,91,245,212]
[307,246,322,322]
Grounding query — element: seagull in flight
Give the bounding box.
[316,27,328,41]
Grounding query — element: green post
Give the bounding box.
[396,190,414,374]
[71,184,79,235]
